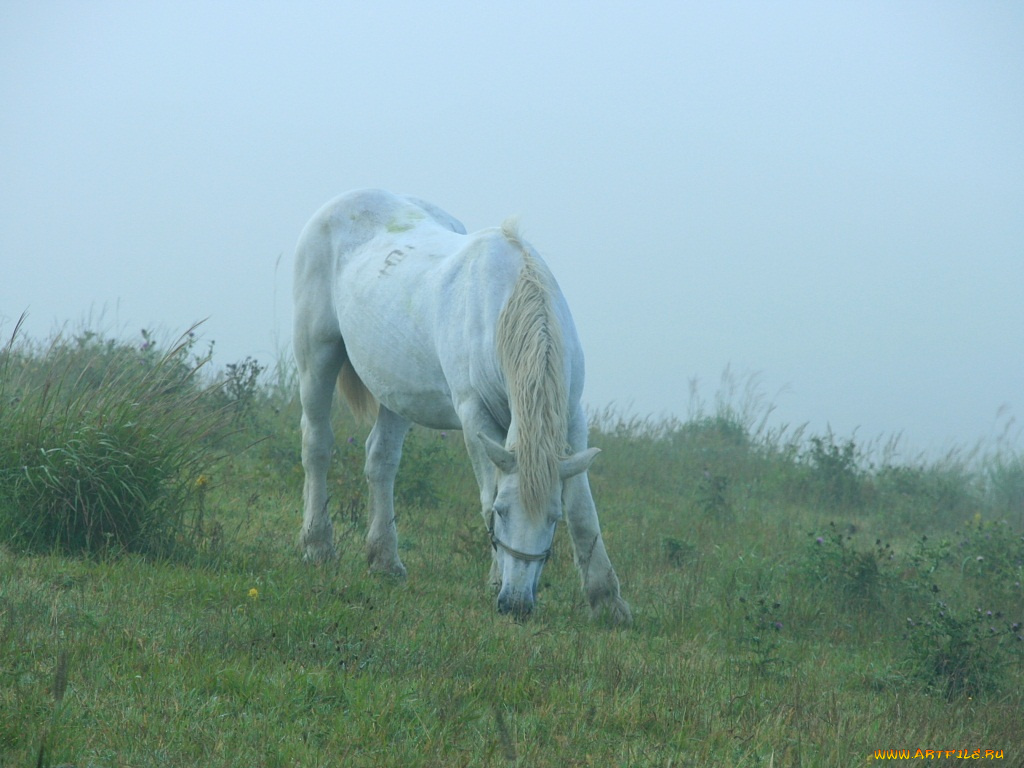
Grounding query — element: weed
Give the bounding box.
[34,649,69,768]
[219,356,266,426]
[333,435,367,526]
[661,536,697,568]
[697,467,731,519]
[394,428,457,509]
[736,595,786,675]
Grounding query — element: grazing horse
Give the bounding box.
[293,189,630,623]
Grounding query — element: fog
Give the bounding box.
[2,1,1022,458]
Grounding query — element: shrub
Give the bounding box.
[985,454,1024,527]
[0,321,227,557]
[803,433,866,507]
[904,600,1024,699]
[952,518,1024,609]
[875,460,981,531]
[802,523,894,604]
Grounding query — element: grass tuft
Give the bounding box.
[0,319,230,557]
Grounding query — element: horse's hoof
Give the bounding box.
[591,596,633,627]
[302,542,338,563]
[369,558,407,580]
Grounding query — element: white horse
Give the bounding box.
[293,189,630,623]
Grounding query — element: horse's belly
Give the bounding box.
[333,235,480,431]
[382,391,462,430]
[344,335,461,430]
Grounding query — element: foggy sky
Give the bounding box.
[2,1,1022,458]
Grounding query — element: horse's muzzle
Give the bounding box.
[496,587,534,619]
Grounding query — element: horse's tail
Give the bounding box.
[338,359,378,424]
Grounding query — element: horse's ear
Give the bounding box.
[559,447,600,480]
[478,432,517,474]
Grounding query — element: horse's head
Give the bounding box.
[480,433,599,618]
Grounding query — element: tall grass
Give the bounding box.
[0,318,229,557]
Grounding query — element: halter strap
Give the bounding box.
[488,519,553,563]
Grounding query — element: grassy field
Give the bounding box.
[2,327,1022,767]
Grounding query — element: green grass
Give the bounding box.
[1,327,1022,766]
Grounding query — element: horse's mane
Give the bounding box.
[495,220,568,520]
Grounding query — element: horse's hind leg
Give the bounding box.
[296,333,345,561]
[365,405,411,577]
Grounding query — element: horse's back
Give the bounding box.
[293,188,468,343]
[297,189,465,262]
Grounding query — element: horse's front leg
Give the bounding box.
[458,403,503,591]
[563,475,631,625]
[365,406,412,577]
[564,407,632,625]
